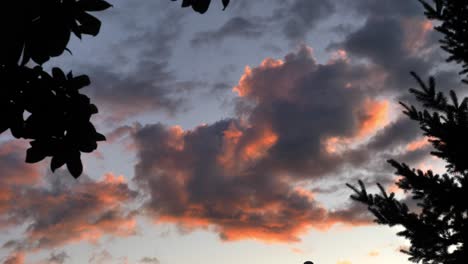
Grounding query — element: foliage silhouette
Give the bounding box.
[347,0,468,263]
[0,0,230,178]
[171,0,230,14]
[1,0,112,178]
[419,0,468,83]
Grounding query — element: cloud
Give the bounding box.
[45,251,69,264]
[329,2,455,98]
[0,141,42,228]
[405,136,430,152]
[331,16,430,89]
[189,0,335,45]
[131,45,398,243]
[229,45,387,177]
[2,170,137,255]
[129,25,450,241]
[88,250,131,264]
[366,118,421,152]
[83,62,203,123]
[3,252,25,264]
[277,0,335,41]
[0,141,41,186]
[190,0,336,44]
[348,0,422,19]
[192,17,265,47]
[75,6,200,122]
[336,261,352,264]
[89,250,113,264]
[140,257,160,264]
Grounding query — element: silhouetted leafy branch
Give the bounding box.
[171,0,230,14]
[2,0,112,66]
[0,65,105,177]
[1,0,112,178]
[1,0,231,178]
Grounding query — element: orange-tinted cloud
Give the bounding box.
[406,136,430,152]
[233,58,287,99]
[218,121,279,171]
[0,141,140,261]
[3,252,25,264]
[291,247,304,254]
[25,174,136,249]
[356,99,390,138]
[151,181,370,243]
[328,49,349,64]
[403,18,434,54]
[324,99,390,154]
[0,141,41,185]
[242,126,278,161]
[1,166,137,256]
[337,261,352,264]
[0,141,42,228]
[387,176,404,194]
[132,45,383,243]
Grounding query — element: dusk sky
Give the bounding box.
[0,0,464,263]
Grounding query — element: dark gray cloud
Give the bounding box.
[348,0,423,19]
[190,0,335,46]
[130,46,401,242]
[46,251,69,264]
[330,16,437,92]
[89,250,113,264]
[338,17,406,67]
[74,5,199,122]
[393,145,431,166]
[83,61,199,122]
[367,118,421,152]
[192,17,265,46]
[140,257,161,264]
[332,0,466,97]
[277,0,335,41]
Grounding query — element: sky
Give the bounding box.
[0,0,465,263]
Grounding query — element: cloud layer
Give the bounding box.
[1,0,462,262]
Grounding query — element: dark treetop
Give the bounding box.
[0,0,231,178]
[348,1,468,263]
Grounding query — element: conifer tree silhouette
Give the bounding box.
[347,1,468,263]
[0,0,230,178]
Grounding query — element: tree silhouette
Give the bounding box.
[347,1,468,263]
[0,0,231,178]
[171,0,230,14]
[1,0,112,178]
